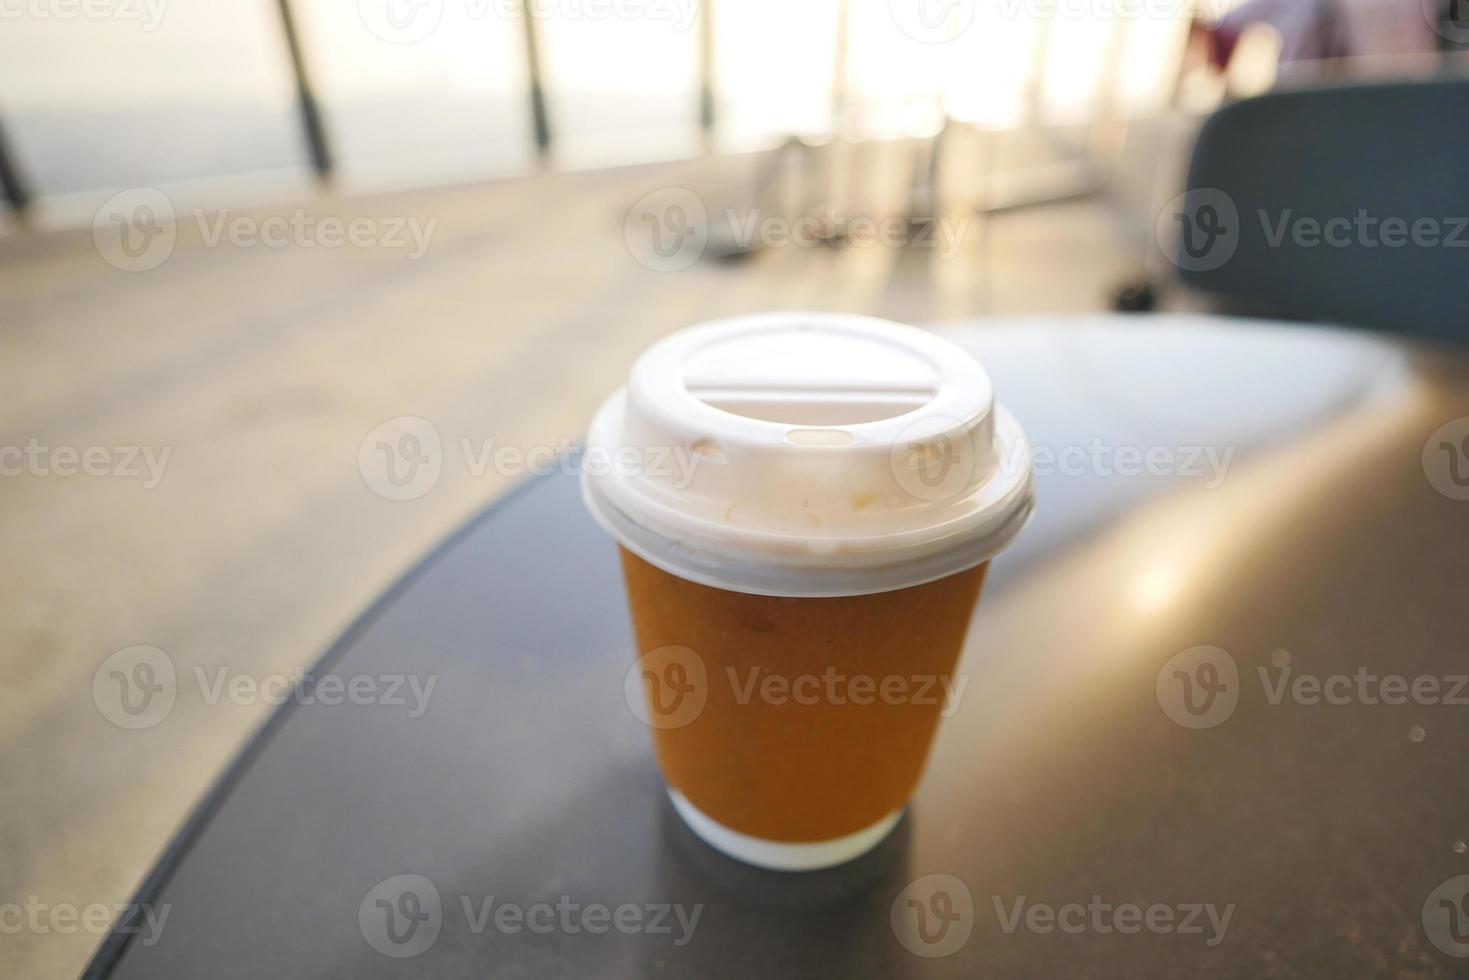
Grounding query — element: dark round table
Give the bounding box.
[88,315,1469,978]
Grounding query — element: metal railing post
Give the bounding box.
[0,113,30,219]
[698,0,715,143]
[275,0,333,179]
[520,1,553,159]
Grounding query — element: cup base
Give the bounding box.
[668,789,902,871]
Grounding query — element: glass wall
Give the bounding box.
[294,0,536,190]
[0,3,307,220]
[536,1,701,169]
[0,1,1193,222]
[712,0,841,150]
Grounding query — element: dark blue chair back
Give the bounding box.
[1176,78,1469,343]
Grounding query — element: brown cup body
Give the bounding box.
[619,548,987,843]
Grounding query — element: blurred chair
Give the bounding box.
[1174,77,1469,343]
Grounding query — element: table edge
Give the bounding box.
[81,472,553,979]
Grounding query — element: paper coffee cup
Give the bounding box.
[582,312,1034,870]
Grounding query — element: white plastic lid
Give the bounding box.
[581,312,1034,597]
